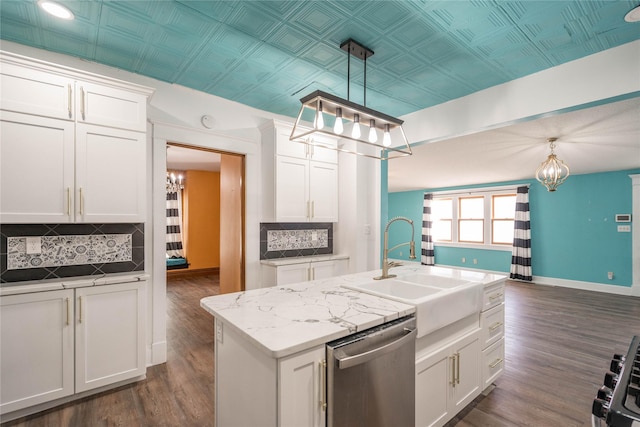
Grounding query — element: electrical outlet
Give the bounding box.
[617,225,631,232]
[26,237,42,254]
[216,322,223,343]
[608,272,614,280]
[473,259,478,265]
[461,257,466,263]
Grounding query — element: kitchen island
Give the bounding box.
[201,264,506,427]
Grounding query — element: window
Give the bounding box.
[492,194,516,244]
[430,189,517,248]
[432,198,452,242]
[459,196,484,243]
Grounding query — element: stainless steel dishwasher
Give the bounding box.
[326,315,417,427]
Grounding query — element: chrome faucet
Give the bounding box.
[374,216,417,280]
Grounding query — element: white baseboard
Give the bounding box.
[532,275,635,296]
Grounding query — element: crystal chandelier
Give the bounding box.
[535,138,570,192]
[291,39,411,160]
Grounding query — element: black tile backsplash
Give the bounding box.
[1,223,144,283]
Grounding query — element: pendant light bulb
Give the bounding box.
[368,119,378,143]
[334,108,343,134]
[352,114,361,139]
[382,124,391,147]
[314,101,324,130]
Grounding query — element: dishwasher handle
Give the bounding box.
[336,327,416,369]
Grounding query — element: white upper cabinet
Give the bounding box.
[75,124,146,223]
[0,54,148,132]
[0,51,153,223]
[1,112,75,223]
[75,81,147,132]
[261,120,339,223]
[0,62,75,121]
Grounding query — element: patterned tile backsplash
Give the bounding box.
[1,223,144,283]
[260,223,332,259]
[7,234,132,270]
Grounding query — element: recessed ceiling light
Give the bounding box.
[38,0,74,20]
[624,5,640,22]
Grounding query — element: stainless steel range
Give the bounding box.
[592,335,640,427]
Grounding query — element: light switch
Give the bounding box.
[26,237,42,254]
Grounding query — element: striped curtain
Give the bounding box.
[510,186,532,281]
[166,187,184,258]
[421,193,435,265]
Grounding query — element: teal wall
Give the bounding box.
[387,169,639,288]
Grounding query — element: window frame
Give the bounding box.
[430,187,519,251]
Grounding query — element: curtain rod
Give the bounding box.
[429,183,530,197]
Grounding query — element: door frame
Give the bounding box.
[147,122,259,365]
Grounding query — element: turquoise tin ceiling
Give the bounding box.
[1,1,639,118]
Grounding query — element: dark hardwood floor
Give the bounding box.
[3,276,639,427]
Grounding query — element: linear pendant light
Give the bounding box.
[290,39,412,160]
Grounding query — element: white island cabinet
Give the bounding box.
[0,277,147,419]
[201,265,506,427]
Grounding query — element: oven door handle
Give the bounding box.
[336,327,416,369]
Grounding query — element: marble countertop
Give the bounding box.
[201,266,417,358]
[200,263,506,359]
[0,272,150,296]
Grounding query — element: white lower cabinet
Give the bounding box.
[278,346,326,427]
[415,330,481,427]
[0,289,75,414]
[75,282,147,393]
[276,260,338,285]
[0,281,146,416]
[262,258,349,287]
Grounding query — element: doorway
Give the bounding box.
[166,142,245,293]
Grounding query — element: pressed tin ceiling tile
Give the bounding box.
[1,0,638,118]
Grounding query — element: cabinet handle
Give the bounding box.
[306,200,310,219]
[489,321,503,331]
[67,84,72,118]
[490,358,503,369]
[311,267,315,281]
[80,86,86,120]
[319,359,327,412]
[311,201,314,219]
[450,354,457,386]
[66,187,71,216]
[79,188,84,215]
[65,297,70,326]
[456,352,460,384]
[78,296,83,323]
[489,293,503,302]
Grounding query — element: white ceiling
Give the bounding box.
[166,145,221,172]
[388,96,640,192]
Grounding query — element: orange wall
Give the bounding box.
[183,170,220,270]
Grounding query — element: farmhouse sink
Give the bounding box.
[343,275,483,338]
[346,279,442,300]
[396,273,471,289]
